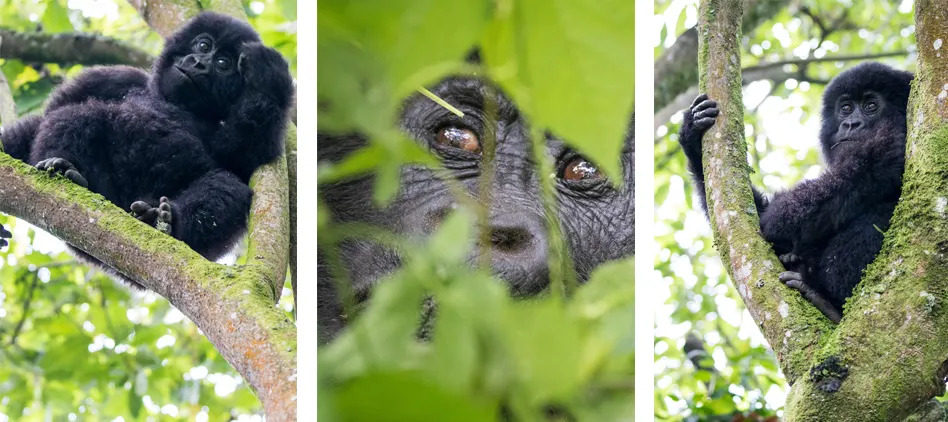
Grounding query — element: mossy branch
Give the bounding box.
[697,0,830,384]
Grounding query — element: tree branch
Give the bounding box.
[696,0,831,385]
[0,156,297,417]
[0,28,154,68]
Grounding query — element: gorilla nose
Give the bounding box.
[490,226,534,254]
[842,119,863,132]
[181,55,211,73]
[483,213,549,293]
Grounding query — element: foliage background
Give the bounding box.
[652,0,918,420]
[0,0,296,420]
[317,0,635,420]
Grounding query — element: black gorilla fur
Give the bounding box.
[0,12,293,284]
[678,62,912,322]
[318,77,635,341]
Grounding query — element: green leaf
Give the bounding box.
[482,0,634,179]
[41,1,73,34]
[331,371,496,422]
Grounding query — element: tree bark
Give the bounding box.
[0,1,298,420]
[698,0,948,420]
[696,0,831,386]
[0,29,154,67]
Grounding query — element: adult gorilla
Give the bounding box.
[318,77,635,341]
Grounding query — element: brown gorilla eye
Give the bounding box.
[563,158,602,181]
[436,127,480,153]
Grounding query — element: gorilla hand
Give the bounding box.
[238,42,293,100]
[35,157,88,187]
[679,94,720,160]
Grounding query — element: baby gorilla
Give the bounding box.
[318,77,635,341]
[677,62,911,322]
[0,12,293,284]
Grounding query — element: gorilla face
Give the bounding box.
[318,76,634,339]
[152,13,261,117]
[818,62,912,167]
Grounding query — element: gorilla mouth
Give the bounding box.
[831,140,853,150]
[173,66,201,89]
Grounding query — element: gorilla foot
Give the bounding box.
[35,157,88,187]
[130,197,173,235]
[779,271,842,323]
[0,224,11,249]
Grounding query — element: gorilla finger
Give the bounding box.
[693,107,719,120]
[0,239,7,248]
[691,93,709,108]
[159,210,172,224]
[0,225,11,239]
[778,271,803,283]
[693,99,718,113]
[130,201,152,214]
[64,170,88,187]
[778,253,799,265]
[693,117,716,131]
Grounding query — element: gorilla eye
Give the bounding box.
[216,57,232,71]
[436,126,480,153]
[865,101,879,112]
[194,40,212,53]
[840,103,854,114]
[562,158,603,182]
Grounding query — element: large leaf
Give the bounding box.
[482,0,634,179]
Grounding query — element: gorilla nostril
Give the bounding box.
[490,226,533,253]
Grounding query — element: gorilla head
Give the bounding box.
[318,76,634,340]
[152,12,261,118]
[818,62,913,167]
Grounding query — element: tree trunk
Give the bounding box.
[697,0,948,420]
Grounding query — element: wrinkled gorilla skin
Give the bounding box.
[0,12,293,284]
[318,77,635,341]
[677,62,911,322]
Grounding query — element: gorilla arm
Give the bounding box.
[678,94,770,218]
[207,43,293,181]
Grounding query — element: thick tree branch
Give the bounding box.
[0,156,296,418]
[0,28,154,67]
[697,0,831,384]
[783,2,948,419]
[126,0,246,37]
